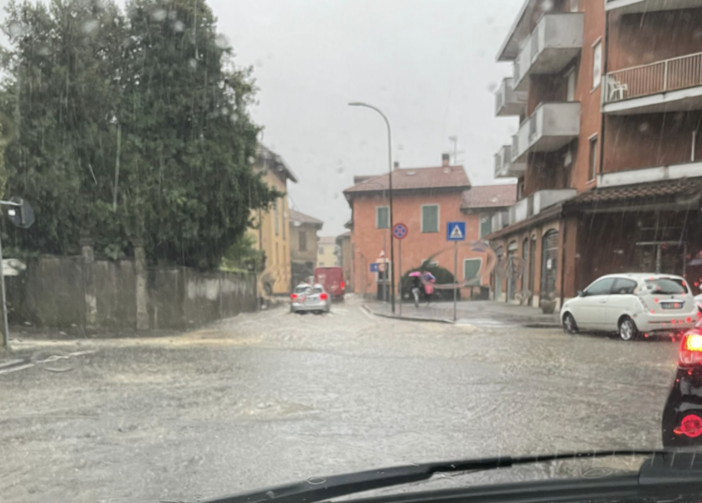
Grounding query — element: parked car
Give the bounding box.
[314,266,345,301]
[662,323,702,447]
[290,283,331,315]
[560,273,697,341]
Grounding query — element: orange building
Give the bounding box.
[343,155,514,300]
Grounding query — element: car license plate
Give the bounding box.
[661,302,684,310]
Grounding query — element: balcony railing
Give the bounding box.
[494,145,526,178]
[512,102,581,162]
[605,52,702,104]
[513,13,584,90]
[495,77,527,117]
[505,189,577,227]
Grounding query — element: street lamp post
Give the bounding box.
[348,102,395,314]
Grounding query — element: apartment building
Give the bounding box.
[317,237,340,267]
[249,145,298,296]
[490,0,702,309]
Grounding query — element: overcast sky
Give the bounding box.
[0,0,523,235]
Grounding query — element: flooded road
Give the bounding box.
[1,298,678,502]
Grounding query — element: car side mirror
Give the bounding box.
[577,290,585,297]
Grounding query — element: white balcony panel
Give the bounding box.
[495,77,528,117]
[512,102,581,162]
[513,14,584,91]
[494,145,527,178]
[606,0,702,13]
[532,189,576,215]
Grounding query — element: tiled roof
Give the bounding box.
[289,209,323,227]
[319,236,337,245]
[337,231,352,238]
[257,144,298,183]
[344,166,471,194]
[461,184,517,209]
[566,177,702,206]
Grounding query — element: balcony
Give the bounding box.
[512,102,581,163]
[494,145,526,178]
[491,210,509,232]
[606,0,702,13]
[513,13,584,91]
[495,77,527,117]
[506,189,577,226]
[603,52,702,115]
[532,189,576,214]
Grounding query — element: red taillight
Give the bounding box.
[320,293,329,301]
[340,281,345,290]
[674,414,702,438]
[680,332,702,365]
[290,294,298,301]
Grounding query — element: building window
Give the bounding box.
[421,205,439,233]
[299,231,307,252]
[319,246,324,255]
[464,258,482,282]
[588,135,598,181]
[376,206,390,229]
[592,40,602,89]
[274,200,280,236]
[479,215,492,239]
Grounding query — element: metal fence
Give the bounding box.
[605,51,702,103]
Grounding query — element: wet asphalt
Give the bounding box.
[0,297,680,502]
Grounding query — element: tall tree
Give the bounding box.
[0,0,279,268]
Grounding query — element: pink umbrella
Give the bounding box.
[409,271,422,277]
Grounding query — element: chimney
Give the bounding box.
[442,153,450,167]
[393,161,399,170]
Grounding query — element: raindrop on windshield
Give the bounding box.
[8,21,25,37]
[488,81,498,92]
[173,20,185,32]
[81,19,99,34]
[638,122,650,133]
[215,34,230,49]
[541,0,554,11]
[151,9,167,21]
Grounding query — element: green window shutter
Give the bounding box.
[422,205,439,233]
[464,258,482,281]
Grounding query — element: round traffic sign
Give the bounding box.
[393,223,408,240]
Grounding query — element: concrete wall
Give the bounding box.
[6,255,256,331]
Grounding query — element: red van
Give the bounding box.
[314,267,345,301]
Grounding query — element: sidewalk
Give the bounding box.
[363,299,561,327]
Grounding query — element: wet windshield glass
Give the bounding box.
[2,0,702,501]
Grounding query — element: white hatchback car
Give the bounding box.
[560,273,697,341]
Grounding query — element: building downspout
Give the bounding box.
[598,9,610,179]
[559,205,567,311]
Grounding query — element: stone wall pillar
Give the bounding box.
[80,237,97,329]
[133,240,149,330]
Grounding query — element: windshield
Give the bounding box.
[2,0,702,501]
[645,279,688,295]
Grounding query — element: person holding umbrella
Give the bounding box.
[422,271,436,306]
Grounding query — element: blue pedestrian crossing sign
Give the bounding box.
[447,221,466,241]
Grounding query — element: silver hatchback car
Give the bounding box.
[290,283,331,315]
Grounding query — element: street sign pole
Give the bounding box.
[453,240,457,322]
[0,232,8,348]
[446,221,466,324]
[398,239,402,317]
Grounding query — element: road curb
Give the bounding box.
[361,304,454,324]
